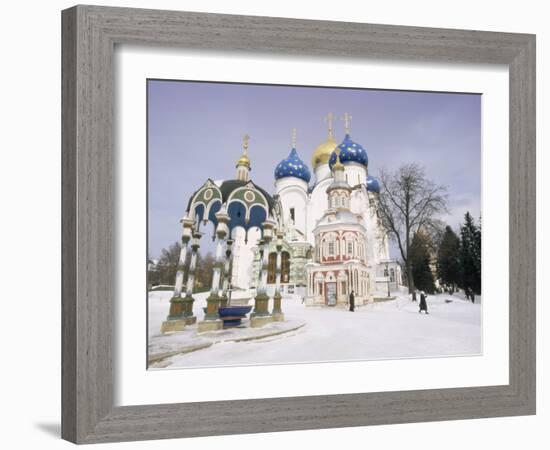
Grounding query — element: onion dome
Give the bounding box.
[274,147,311,183]
[328,133,368,169]
[311,136,337,169]
[236,152,250,169]
[312,112,338,169]
[366,175,380,193]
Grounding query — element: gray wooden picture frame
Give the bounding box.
[61,4,536,444]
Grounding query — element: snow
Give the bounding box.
[148,290,481,369]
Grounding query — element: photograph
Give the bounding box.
[146,79,483,369]
[1,0,540,446]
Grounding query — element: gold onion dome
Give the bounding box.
[236,153,250,168]
[311,137,337,169]
[312,112,338,169]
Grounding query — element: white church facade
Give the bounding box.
[261,113,402,305]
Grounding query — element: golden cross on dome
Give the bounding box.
[291,127,297,148]
[242,134,250,153]
[324,112,334,139]
[342,112,352,134]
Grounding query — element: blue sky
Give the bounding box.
[148,80,481,259]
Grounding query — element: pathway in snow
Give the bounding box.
[148,290,481,369]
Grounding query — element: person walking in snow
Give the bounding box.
[349,290,355,312]
[419,291,429,314]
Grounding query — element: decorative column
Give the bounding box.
[220,238,234,308]
[161,216,195,333]
[181,230,202,325]
[198,209,229,332]
[253,242,263,291]
[272,230,285,321]
[251,219,276,328]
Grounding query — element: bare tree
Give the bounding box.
[377,163,448,293]
[156,241,182,286]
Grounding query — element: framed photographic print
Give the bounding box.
[62,5,536,444]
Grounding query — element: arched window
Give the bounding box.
[390,268,395,282]
[267,252,277,284]
[281,251,291,283]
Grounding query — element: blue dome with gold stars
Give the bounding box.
[366,175,380,193]
[274,148,311,183]
[328,134,368,169]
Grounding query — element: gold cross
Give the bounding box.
[291,127,297,148]
[324,112,334,138]
[342,112,352,134]
[242,134,250,152]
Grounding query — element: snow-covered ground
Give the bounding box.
[148,290,481,369]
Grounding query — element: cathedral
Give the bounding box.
[166,113,401,332]
[264,113,402,305]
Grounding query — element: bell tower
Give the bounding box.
[326,152,352,210]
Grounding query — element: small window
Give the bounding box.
[290,207,295,223]
[328,242,334,256]
[348,242,353,255]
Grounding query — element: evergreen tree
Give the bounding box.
[409,232,436,294]
[459,212,482,295]
[437,225,461,292]
[474,215,482,280]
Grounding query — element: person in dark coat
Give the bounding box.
[419,291,429,314]
[349,290,355,312]
[412,290,417,302]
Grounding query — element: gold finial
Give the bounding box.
[236,134,251,169]
[333,151,344,171]
[291,127,297,148]
[342,112,352,134]
[325,112,334,139]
